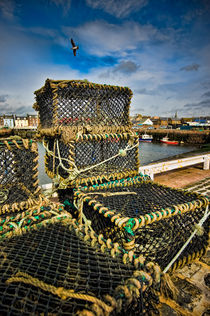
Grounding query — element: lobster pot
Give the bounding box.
[33,79,132,135]
[0,217,160,316]
[0,138,41,215]
[44,132,140,188]
[0,128,12,138]
[74,175,209,271]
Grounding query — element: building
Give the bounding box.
[153,117,169,128]
[151,118,159,129]
[14,115,28,128]
[168,117,182,128]
[0,116,4,127]
[27,114,38,127]
[181,118,193,124]
[3,115,15,128]
[135,118,153,128]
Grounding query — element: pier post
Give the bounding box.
[149,172,154,181]
[203,156,209,170]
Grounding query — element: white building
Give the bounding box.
[3,115,15,128]
[14,116,28,128]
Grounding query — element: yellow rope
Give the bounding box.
[0,189,9,204]
[43,137,139,188]
[75,191,137,225]
[6,272,113,313]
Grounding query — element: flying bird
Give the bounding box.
[71,38,79,56]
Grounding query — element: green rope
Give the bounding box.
[124,218,136,236]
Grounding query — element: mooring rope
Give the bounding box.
[163,204,209,273]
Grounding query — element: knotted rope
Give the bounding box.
[43,138,139,189]
[75,191,137,225]
[6,272,113,314]
[0,189,9,204]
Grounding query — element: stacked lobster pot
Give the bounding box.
[0,137,42,216]
[34,78,209,276]
[34,79,140,209]
[0,136,66,237]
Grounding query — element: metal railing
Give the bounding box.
[139,154,210,180]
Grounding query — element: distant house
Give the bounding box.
[14,115,28,128]
[158,117,169,128]
[187,118,208,127]
[0,116,4,127]
[194,118,207,124]
[27,114,38,127]
[168,118,181,128]
[181,118,193,124]
[3,115,15,128]
[137,118,153,126]
[151,118,159,129]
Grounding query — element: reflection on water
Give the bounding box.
[37,142,52,186]
[38,142,197,185]
[139,142,197,165]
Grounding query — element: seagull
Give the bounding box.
[70,38,79,56]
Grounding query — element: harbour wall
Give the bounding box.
[137,129,210,144]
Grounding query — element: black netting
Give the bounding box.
[57,188,77,217]
[76,178,209,270]
[34,80,132,129]
[0,223,154,315]
[0,139,40,212]
[133,208,209,269]
[45,134,139,186]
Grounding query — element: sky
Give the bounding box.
[0,0,210,117]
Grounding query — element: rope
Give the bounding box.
[75,192,137,225]
[163,204,209,273]
[0,189,9,204]
[1,212,72,240]
[43,138,139,187]
[6,272,113,314]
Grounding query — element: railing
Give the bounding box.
[139,154,210,180]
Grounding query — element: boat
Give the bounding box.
[139,133,153,142]
[160,136,178,145]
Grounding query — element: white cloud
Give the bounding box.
[0,63,81,115]
[86,0,148,18]
[64,20,165,57]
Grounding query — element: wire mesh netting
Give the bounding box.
[0,217,161,316]
[44,133,140,188]
[33,79,132,131]
[74,175,209,271]
[0,138,41,215]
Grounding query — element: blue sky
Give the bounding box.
[0,0,210,117]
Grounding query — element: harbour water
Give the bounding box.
[38,142,197,185]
